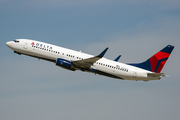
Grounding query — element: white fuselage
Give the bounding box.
[6,39,160,81]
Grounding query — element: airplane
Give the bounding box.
[6,39,174,81]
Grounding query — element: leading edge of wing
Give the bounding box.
[72,47,108,69]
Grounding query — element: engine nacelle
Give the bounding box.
[56,58,75,71]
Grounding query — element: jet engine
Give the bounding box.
[56,58,75,71]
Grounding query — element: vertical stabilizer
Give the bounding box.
[128,45,174,73]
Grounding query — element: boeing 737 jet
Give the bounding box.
[6,39,174,81]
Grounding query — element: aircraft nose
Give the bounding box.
[6,41,12,47]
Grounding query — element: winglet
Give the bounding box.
[97,47,108,58]
[114,55,121,62]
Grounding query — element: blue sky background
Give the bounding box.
[1,0,180,120]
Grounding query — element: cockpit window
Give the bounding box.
[14,40,19,43]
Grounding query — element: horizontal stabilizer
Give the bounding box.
[147,73,165,77]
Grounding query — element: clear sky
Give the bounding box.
[1,0,180,120]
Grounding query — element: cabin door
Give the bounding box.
[23,42,28,49]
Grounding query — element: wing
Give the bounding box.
[72,48,108,69]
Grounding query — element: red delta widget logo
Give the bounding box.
[31,42,34,45]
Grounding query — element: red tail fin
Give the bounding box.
[129,45,174,73]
